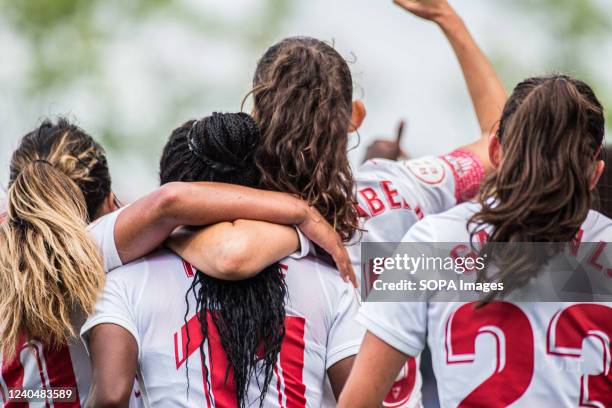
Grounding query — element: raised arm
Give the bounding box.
[394,0,507,169]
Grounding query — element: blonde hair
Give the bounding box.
[0,120,109,359]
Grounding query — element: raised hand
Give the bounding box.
[363,120,407,162]
[393,0,454,23]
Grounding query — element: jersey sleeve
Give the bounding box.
[356,218,436,357]
[325,283,365,369]
[290,227,311,259]
[358,149,484,219]
[402,149,483,213]
[438,148,485,204]
[87,207,127,273]
[356,301,426,358]
[80,262,144,359]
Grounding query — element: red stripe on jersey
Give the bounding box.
[182,260,195,277]
[1,351,25,407]
[206,313,237,408]
[274,364,284,408]
[278,317,306,408]
[1,338,80,408]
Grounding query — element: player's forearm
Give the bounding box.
[113,182,306,265]
[169,182,307,227]
[167,221,299,280]
[436,11,507,135]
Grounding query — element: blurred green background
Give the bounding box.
[1,0,611,202]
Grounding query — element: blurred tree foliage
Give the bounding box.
[499,0,612,127]
[0,0,292,152]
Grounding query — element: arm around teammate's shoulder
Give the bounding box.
[167,220,300,280]
[111,181,307,266]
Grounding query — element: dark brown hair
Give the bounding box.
[470,75,605,296]
[246,36,358,241]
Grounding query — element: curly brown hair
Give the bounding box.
[245,36,359,241]
[469,75,605,297]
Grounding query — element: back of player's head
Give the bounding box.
[0,118,107,359]
[160,112,286,408]
[10,118,112,220]
[159,112,260,188]
[470,74,605,297]
[247,36,359,241]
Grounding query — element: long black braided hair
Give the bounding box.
[159,112,287,408]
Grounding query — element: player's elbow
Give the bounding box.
[153,182,184,220]
[212,235,259,280]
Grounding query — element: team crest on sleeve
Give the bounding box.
[405,158,446,186]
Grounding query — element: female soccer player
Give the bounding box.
[339,74,612,407]
[0,118,351,406]
[176,0,507,405]
[82,112,364,407]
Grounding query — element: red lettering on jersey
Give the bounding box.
[356,203,371,219]
[380,181,402,209]
[569,230,584,257]
[358,188,385,217]
[174,314,307,408]
[174,314,202,369]
[414,206,424,220]
[449,232,488,275]
[383,357,417,407]
[547,304,612,407]
[587,242,606,272]
[445,302,534,407]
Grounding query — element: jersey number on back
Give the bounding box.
[446,302,612,407]
[174,312,307,408]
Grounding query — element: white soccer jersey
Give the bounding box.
[358,202,612,407]
[348,149,484,408]
[2,205,315,407]
[81,249,364,408]
[350,149,485,280]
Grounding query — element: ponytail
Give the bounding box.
[0,161,105,358]
[1,118,110,358]
[470,75,605,297]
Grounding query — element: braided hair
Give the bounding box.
[1,118,108,359]
[160,112,287,408]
